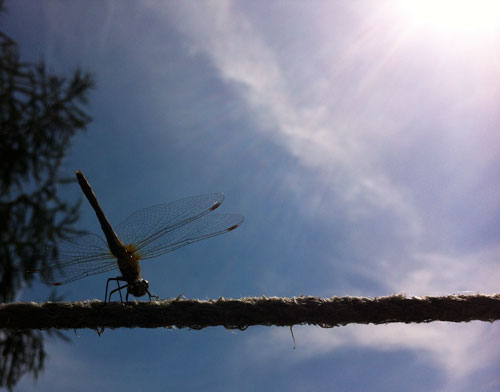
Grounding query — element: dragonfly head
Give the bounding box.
[128,279,149,297]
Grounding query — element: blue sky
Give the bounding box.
[4,1,500,391]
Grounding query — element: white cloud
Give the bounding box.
[362,246,500,296]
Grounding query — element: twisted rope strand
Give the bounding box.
[1,294,499,330]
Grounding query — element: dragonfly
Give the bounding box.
[33,171,244,302]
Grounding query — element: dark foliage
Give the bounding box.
[0,330,45,389]
[0,2,95,388]
[0,29,94,301]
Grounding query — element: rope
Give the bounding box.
[1,294,499,331]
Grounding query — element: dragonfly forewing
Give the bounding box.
[115,193,225,248]
[135,213,244,259]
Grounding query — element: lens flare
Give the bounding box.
[397,0,500,35]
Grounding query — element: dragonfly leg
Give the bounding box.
[109,282,129,302]
[146,287,159,301]
[104,277,114,303]
[105,276,128,302]
[97,277,127,336]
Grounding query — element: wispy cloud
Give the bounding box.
[161,2,427,238]
[366,247,500,296]
[245,319,498,391]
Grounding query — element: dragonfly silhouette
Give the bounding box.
[33,171,243,302]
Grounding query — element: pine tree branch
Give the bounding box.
[1,294,500,330]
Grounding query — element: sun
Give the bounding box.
[397,0,500,35]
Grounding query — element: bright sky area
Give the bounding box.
[3,1,500,391]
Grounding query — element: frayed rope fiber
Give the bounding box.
[1,294,500,330]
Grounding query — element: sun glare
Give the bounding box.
[398,0,500,35]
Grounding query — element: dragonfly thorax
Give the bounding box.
[116,245,142,282]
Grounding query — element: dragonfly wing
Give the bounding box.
[136,213,244,259]
[115,193,225,248]
[37,233,118,285]
[42,260,118,286]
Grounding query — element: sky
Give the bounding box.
[3,0,500,391]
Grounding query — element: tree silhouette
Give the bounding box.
[0,2,94,389]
